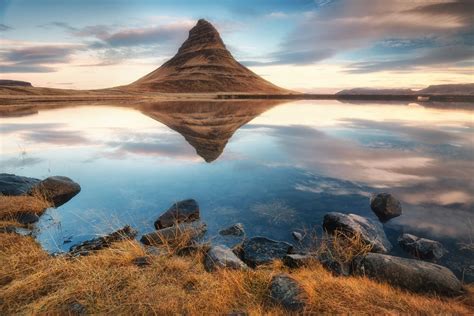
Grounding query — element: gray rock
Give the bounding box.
[141,221,207,246]
[317,253,351,276]
[291,231,303,242]
[283,254,314,268]
[269,274,307,312]
[370,193,402,223]
[323,212,392,253]
[132,256,152,267]
[0,173,40,196]
[154,199,200,229]
[219,223,245,236]
[36,176,81,207]
[353,253,463,296]
[69,225,137,257]
[0,226,17,234]
[16,212,40,225]
[398,233,447,260]
[204,245,248,272]
[241,237,293,267]
[64,300,87,315]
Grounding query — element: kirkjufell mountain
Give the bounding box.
[127,19,288,93]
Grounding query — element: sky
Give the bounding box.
[0,0,472,92]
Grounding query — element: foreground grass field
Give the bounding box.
[0,196,473,314]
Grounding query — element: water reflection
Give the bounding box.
[0,100,472,280]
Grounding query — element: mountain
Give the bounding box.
[0,80,32,87]
[418,84,474,95]
[127,19,288,94]
[336,88,414,95]
[138,100,283,162]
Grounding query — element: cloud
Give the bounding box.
[0,44,82,73]
[246,0,474,69]
[22,130,89,145]
[0,23,12,31]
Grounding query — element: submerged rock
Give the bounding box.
[154,199,200,229]
[0,173,40,196]
[69,225,137,257]
[241,236,293,267]
[398,233,447,260]
[204,245,248,272]
[353,253,463,296]
[291,231,303,242]
[323,212,392,253]
[370,193,402,223]
[219,223,245,236]
[36,176,81,207]
[269,274,307,312]
[141,221,207,245]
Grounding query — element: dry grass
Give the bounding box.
[0,194,51,224]
[0,231,473,315]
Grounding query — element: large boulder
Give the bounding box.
[141,221,207,245]
[69,225,137,257]
[0,173,40,196]
[353,253,463,296]
[398,233,447,260]
[36,176,81,207]
[154,199,200,229]
[370,193,402,223]
[204,245,248,272]
[269,274,307,312]
[323,212,392,253]
[241,237,293,267]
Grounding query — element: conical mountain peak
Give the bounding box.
[128,19,288,93]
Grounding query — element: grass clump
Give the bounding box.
[0,194,51,224]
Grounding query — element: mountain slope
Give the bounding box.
[127,19,288,94]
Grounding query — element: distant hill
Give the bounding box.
[336,84,473,96]
[336,88,413,95]
[418,84,474,95]
[127,19,288,94]
[0,80,32,87]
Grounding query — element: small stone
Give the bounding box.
[204,245,248,272]
[132,256,152,267]
[269,274,307,312]
[16,213,40,225]
[141,221,207,246]
[154,199,200,229]
[370,193,402,223]
[241,237,293,267]
[65,301,87,315]
[283,254,314,268]
[219,223,245,236]
[398,233,447,260]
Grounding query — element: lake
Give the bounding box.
[1,100,473,281]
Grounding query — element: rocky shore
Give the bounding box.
[0,174,470,313]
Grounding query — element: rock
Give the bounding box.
[141,221,207,246]
[370,193,402,223]
[35,176,81,207]
[227,311,247,316]
[291,231,303,242]
[154,199,200,229]
[317,254,351,276]
[219,223,245,236]
[0,226,17,234]
[241,237,293,267]
[269,274,307,312]
[0,173,40,196]
[204,245,248,272]
[323,212,392,253]
[132,256,152,267]
[398,233,447,260]
[64,300,87,315]
[0,275,13,286]
[69,225,137,257]
[16,212,40,225]
[353,253,463,296]
[283,254,314,268]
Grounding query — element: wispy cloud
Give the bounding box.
[0,23,12,31]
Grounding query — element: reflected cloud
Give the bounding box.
[22,130,89,145]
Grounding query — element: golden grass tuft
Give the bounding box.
[0,193,51,224]
[0,231,473,315]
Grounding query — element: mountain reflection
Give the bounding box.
[137,100,284,162]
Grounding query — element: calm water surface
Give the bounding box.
[1,100,473,280]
